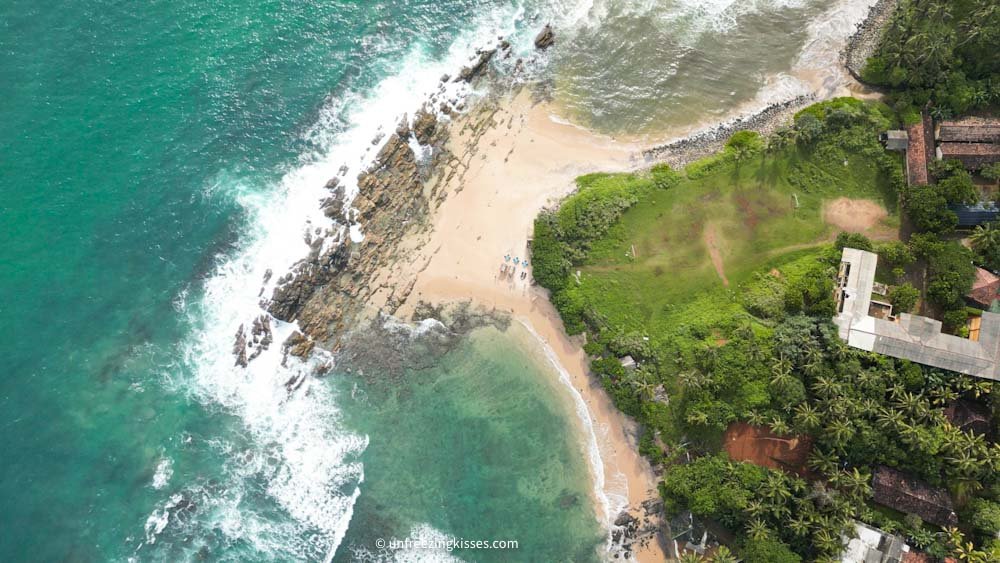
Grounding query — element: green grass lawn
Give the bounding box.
[568,146,901,343]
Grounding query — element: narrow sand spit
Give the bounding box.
[822,197,888,232]
[366,90,669,560]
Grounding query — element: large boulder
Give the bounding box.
[412,109,437,145]
[455,49,496,82]
[534,25,555,49]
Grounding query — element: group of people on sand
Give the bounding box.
[499,253,530,281]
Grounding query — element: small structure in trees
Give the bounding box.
[934,116,1000,170]
[950,201,999,229]
[937,142,1000,171]
[944,399,992,437]
[872,466,958,528]
[619,355,636,370]
[905,113,933,186]
[967,267,1000,310]
[936,116,1000,144]
[882,130,909,151]
[840,521,911,563]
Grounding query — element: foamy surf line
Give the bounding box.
[143,2,617,560]
[642,0,879,162]
[516,319,629,557]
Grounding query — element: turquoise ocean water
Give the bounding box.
[0,0,872,560]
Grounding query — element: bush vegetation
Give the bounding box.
[530,97,1000,560]
[861,0,1000,119]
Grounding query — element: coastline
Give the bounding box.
[256,0,902,558]
[362,0,898,545]
[366,90,670,560]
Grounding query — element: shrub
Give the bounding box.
[889,283,920,313]
[738,537,802,563]
[725,130,765,162]
[904,184,957,233]
[650,163,681,190]
[835,232,874,252]
[879,241,915,267]
[530,215,571,291]
[970,499,1000,539]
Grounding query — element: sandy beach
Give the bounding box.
[365,90,671,560]
[362,11,889,550]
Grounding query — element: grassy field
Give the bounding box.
[565,146,901,345]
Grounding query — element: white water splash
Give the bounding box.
[151,456,173,490]
[146,3,587,561]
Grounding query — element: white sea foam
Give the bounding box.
[147,4,578,561]
[734,0,878,114]
[151,456,173,490]
[146,0,879,559]
[517,320,628,558]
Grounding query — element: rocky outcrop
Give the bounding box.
[412,109,437,145]
[456,49,495,82]
[534,25,555,49]
[233,324,248,368]
[232,315,274,367]
[283,330,315,359]
[843,0,898,82]
[247,315,272,362]
[264,111,451,346]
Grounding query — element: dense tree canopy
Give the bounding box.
[863,0,1000,119]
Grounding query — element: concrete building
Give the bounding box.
[840,521,911,563]
[882,130,909,151]
[833,248,1000,381]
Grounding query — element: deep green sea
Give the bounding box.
[0,0,876,560]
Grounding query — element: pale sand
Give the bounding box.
[367,90,669,560]
[823,197,889,233]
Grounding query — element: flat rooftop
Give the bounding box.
[834,248,1000,381]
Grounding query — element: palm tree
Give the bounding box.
[813,529,843,555]
[788,516,811,537]
[839,468,872,501]
[746,519,770,541]
[711,545,739,563]
[771,355,793,376]
[794,403,822,432]
[763,472,792,504]
[827,418,855,449]
[679,370,710,390]
[686,410,710,426]
[930,386,959,407]
[947,526,988,562]
[679,553,706,563]
[970,223,1000,253]
[893,390,929,420]
[630,378,656,401]
[877,407,906,431]
[747,410,767,426]
[812,376,840,399]
[859,398,880,417]
[769,417,791,436]
[808,448,839,476]
[745,499,766,519]
[770,367,795,388]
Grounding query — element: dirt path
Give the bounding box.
[703,224,729,287]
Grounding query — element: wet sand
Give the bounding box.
[367,90,669,560]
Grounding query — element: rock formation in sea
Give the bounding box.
[534,25,555,49]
